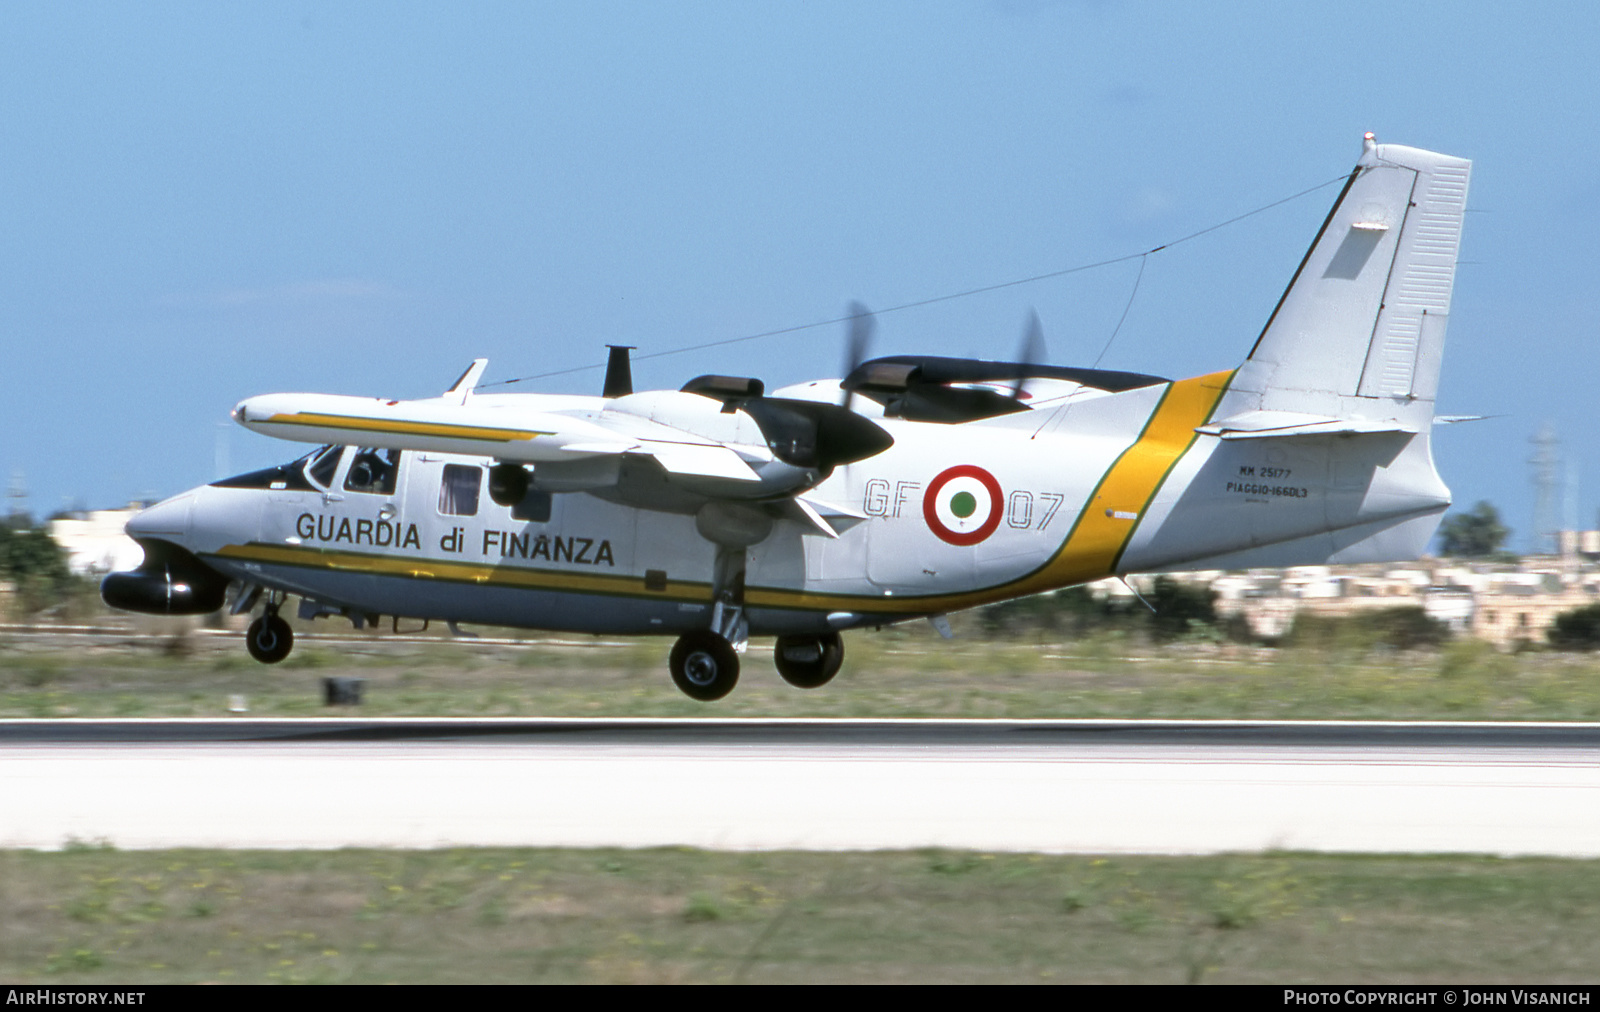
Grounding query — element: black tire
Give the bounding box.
[246,614,294,664]
[773,632,844,689]
[669,631,740,701]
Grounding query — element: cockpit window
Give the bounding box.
[344,447,402,495]
[439,464,481,517]
[210,447,319,492]
[305,445,344,489]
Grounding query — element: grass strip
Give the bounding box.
[2,847,1598,984]
[3,626,1600,721]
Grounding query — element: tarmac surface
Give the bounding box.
[4,718,1599,854]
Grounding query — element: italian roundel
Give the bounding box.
[923,465,1004,546]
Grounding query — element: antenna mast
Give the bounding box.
[1530,424,1561,556]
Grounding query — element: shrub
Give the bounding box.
[1547,603,1600,650]
[0,522,75,613]
[1145,576,1217,642]
[976,586,1139,638]
[1284,606,1451,652]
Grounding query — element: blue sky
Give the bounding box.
[3,1,1596,552]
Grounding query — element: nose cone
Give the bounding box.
[125,491,196,539]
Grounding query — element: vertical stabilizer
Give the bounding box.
[1221,136,1471,430]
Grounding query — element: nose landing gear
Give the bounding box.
[246,601,294,664]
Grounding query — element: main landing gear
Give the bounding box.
[666,629,845,700]
[245,602,294,664]
[773,632,844,689]
[669,630,741,701]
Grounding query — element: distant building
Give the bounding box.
[1204,552,1600,648]
[48,506,145,576]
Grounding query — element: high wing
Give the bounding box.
[233,329,1165,513]
[234,389,767,480]
[232,363,895,513]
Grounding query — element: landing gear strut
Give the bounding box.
[774,632,844,689]
[246,603,294,664]
[669,630,740,701]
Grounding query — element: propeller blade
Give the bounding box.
[1010,310,1047,401]
[841,301,876,408]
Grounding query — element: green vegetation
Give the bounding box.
[1283,607,1453,653]
[0,521,78,615]
[1437,501,1511,558]
[1146,576,1219,642]
[5,617,1600,720]
[978,577,1222,644]
[2,847,1598,983]
[1548,602,1600,651]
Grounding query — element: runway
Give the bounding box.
[4,718,1600,856]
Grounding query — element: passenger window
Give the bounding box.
[305,446,344,489]
[344,448,402,495]
[439,464,482,516]
[511,487,553,523]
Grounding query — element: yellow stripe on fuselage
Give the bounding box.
[268,412,550,444]
[216,543,712,601]
[1033,367,1234,588]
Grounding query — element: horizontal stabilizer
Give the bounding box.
[1197,410,1414,440]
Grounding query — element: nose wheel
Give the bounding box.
[773,632,844,689]
[669,631,739,701]
[246,610,294,664]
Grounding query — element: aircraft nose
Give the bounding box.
[125,491,196,539]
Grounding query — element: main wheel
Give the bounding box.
[669,631,740,701]
[773,632,844,689]
[246,614,294,664]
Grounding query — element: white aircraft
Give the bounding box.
[104,136,1471,700]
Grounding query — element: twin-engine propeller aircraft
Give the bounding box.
[104,136,1472,700]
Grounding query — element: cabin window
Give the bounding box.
[438,464,482,516]
[511,487,552,523]
[305,445,344,489]
[344,447,402,495]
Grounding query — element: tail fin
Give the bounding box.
[1219,135,1471,430]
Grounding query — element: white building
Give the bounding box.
[48,506,145,576]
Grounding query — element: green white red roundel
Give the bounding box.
[923,465,1004,546]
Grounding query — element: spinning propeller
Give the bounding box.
[841,300,876,411]
[1010,310,1048,402]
